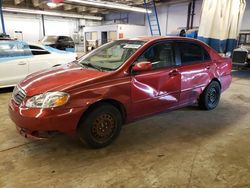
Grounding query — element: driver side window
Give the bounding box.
[136,42,175,70]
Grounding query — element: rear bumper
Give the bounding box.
[220,74,232,92]
[9,99,84,136]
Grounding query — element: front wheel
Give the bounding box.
[77,103,122,148]
[199,81,221,110]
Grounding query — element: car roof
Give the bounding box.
[0,40,27,44]
[126,36,201,43]
[0,38,12,41]
[124,36,213,50]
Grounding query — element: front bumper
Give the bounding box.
[16,126,48,140]
[9,99,84,138]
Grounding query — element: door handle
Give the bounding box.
[18,61,27,65]
[205,65,210,70]
[169,70,179,77]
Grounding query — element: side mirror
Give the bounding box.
[132,61,152,72]
[225,51,231,58]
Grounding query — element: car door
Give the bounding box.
[0,41,29,87]
[28,45,61,73]
[131,41,181,118]
[176,41,212,105]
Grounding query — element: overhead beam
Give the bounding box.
[14,0,24,5]
[32,0,40,7]
[89,8,98,13]
[64,4,74,10]
[2,7,103,20]
[76,6,87,12]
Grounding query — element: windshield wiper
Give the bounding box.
[81,62,103,71]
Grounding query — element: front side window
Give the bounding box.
[136,42,175,70]
[178,42,210,64]
[78,40,145,71]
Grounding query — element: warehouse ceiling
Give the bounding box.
[1,0,182,16]
[2,0,149,15]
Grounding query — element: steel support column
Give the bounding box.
[190,0,196,29]
[0,0,6,34]
[186,0,196,30]
[41,14,46,36]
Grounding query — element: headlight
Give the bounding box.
[26,92,70,108]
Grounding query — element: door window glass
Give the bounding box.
[136,42,175,70]
[29,45,50,55]
[178,42,210,64]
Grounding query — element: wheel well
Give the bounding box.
[198,78,221,102]
[79,99,127,124]
[211,78,221,89]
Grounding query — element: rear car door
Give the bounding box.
[131,41,181,118]
[0,41,29,87]
[176,41,213,105]
[28,45,62,73]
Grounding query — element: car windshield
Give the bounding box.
[41,36,58,43]
[0,41,31,58]
[78,40,145,71]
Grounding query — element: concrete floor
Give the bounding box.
[0,71,250,188]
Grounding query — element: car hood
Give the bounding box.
[41,42,55,45]
[19,63,108,96]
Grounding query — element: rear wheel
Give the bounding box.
[199,81,221,110]
[77,103,122,148]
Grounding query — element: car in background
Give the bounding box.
[0,33,11,40]
[41,35,75,52]
[232,31,250,67]
[0,40,77,88]
[9,37,232,148]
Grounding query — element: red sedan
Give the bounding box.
[8,36,232,148]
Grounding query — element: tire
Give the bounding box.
[77,103,122,149]
[199,81,221,110]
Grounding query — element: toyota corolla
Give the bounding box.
[8,36,232,148]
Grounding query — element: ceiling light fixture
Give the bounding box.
[47,2,58,8]
[2,7,103,20]
[65,0,152,13]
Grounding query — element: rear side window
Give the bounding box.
[29,45,50,55]
[177,42,210,64]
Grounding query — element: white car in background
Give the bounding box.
[0,40,77,88]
